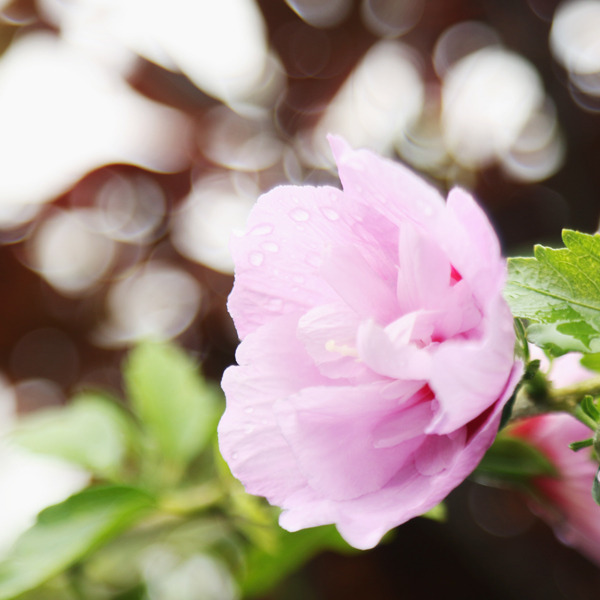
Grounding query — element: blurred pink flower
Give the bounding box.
[218,136,520,549]
[507,412,600,565]
[506,351,600,565]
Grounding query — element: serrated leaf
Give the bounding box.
[0,486,154,600]
[505,230,600,355]
[10,393,136,479]
[124,342,221,468]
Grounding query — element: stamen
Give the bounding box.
[325,339,359,358]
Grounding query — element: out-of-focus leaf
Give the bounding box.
[10,392,136,479]
[240,525,352,598]
[580,353,600,372]
[124,342,221,468]
[505,230,600,356]
[593,465,600,507]
[475,435,558,481]
[421,503,447,522]
[0,486,155,600]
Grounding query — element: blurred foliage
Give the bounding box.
[0,341,353,600]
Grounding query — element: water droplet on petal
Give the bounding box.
[321,207,340,221]
[232,452,239,460]
[262,241,279,252]
[420,202,433,216]
[291,208,310,221]
[245,425,255,434]
[249,251,264,266]
[244,406,254,414]
[292,274,305,284]
[250,223,273,236]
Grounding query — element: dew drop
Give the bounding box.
[291,208,310,222]
[250,223,273,236]
[232,452,239,460]
[262,241,279,253]
[245,425,255,434]
[244,406,254,414]
[421,203,433,216]
[321,207,339,221]
[292,274,305,284]
[249,251,264,266]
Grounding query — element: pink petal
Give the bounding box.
[297,302,372,381]
[275,382,429,501]
[218,314,325,505]
[414,429,466,476]
[436,188,505,307]
[228,184,350,338]
[356,318,431,380]
[428,296,517,434]
[320,245,398,323]
[324,384,511,549]
[328,134,445,228]
[396,221,451,314]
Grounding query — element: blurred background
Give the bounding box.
[0,0,600,597]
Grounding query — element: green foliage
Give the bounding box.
[505,230,600,356]
[0,341,348,600]
[124,341,221,473]
[0,486,154,599]
[240,526,351,598]
[421,503,447,522]
[475,436,558,481]
[11,392,136,480]
[580,353,600,372]
[593,466,600,507]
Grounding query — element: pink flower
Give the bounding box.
[218,136,520,549]
[507,413,600,565]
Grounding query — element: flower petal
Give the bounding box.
[275,382,428,501]
[328,134,445,227]
[218,314,324,505]
[428,296,517,434]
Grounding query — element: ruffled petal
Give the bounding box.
[428,296,517,434]
[297,302,372,381]
[328,134,445,228]
[436,187,505,307]
[275,382,428,501]
[396,221,451,314]
[321,382,512,549]
[218,314,325,505]
[356,318,431,380]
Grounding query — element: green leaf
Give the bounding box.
[0,486,155,600]
[240,525,352,598]
[421,502,447,522]
[580,353,600,372]
[124,342,221,468]
[505,230,600,355]
[475,435,558,481]
[10,392,136,479]
[593,465,600,507]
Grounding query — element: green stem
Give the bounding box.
[158,482,224,516]
[511,374,600,424]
